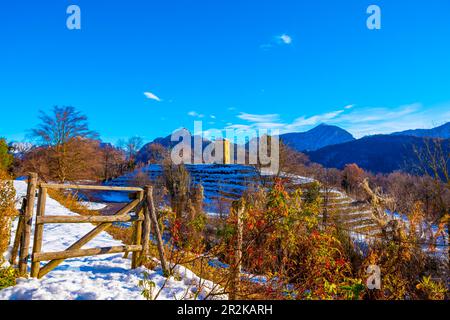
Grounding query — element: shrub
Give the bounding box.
[416,276,447,300]
[0,169,16,258]
[0,266,18,290]
[220,178,361,300]
[0,169,18,290]
[0,138,13,172]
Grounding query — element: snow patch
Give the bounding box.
[0,181,226,300]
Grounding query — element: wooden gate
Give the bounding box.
[11,173,168,279]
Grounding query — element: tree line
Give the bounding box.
[6,106,152,183]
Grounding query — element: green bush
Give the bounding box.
[0,138,13,172]
[0,266,18,290]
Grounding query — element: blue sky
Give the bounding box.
[0,0,449,144]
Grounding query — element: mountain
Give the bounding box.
[307,135,450,175]
[391,122,450,139]
[136,129,212,164]
[279,124,355,152]
[137,124,355,163]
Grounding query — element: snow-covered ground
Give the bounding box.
[79,201,107,211]
[0,181,225,300]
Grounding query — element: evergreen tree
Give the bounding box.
[0,138,13,172]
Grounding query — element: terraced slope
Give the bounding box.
[282,176,380,237]
[98,164,380,236]
[319,190,380,237]
[100,164,264,212]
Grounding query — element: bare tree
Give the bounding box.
[341,163,366,199]
[31,106,99,182]
[17,146,51,181]
[101,144,126,181]
[33,106,98,147]
[118,136,144,162]
[415,138,450,235]
[415,138,449,186]
[314,167,342,224]
[162,160,191,220]
[278,142,310,176]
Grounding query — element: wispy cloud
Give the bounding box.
[188,111,204,118]
[260,33,293,50]
[238,112,280,123]
[224,102,450,138]
[285,110,345,131]
[225,124,253,131]
[143,91,161,102]
[328,103,441,137]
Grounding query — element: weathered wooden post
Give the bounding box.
[19,173,38,275]
[146,186,169,275]
[132,191,144,269]
[31,186,47,277]
[229,201,244,300]
[10,199,27,265]
[139,186,153,266]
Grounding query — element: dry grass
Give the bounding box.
[0,170,19,290]
[0,170,17,259]
[47,189,100,217]
[45,189,256,298]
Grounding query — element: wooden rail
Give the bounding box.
[36,214,144,224]
[33,245,143,262]
[40,183,143,192]
[12,173,169,279]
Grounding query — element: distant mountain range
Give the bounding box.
[307,135,449,174]
[279,124,355,152]
[136,129,211,164]
[136,122,450,175]
[391,122,450,139]
[307,122,450,174]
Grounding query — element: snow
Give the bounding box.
[0,181,226,300]
[79,201,107,211]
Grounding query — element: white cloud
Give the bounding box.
[260,33,293,51]
[286,110,345,131]
[327,103,435,138]
[227,102,450,138]
[143,91,161,102]
[238,113,280,123]
[205,102,449,141]
[188,111,204,118]
[279,34,292,45]
[283,102,448,138]
[225,124,253,130]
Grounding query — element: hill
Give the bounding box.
[279,124,355,152]
[391,122,450,139]
[136,129,211,164]
[307,135,450,174]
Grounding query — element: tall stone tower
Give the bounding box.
[223,139,231,165]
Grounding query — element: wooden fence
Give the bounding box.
[10,173,168,279]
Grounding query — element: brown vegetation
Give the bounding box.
[0,169,17,258]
